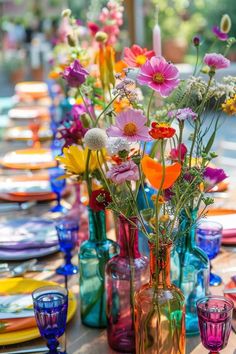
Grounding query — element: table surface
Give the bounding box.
[0,119,236,354]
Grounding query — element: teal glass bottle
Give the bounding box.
[79,207,119,328]
[171,208,210,336]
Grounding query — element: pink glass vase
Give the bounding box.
[134,242,186,354]
[106,216,149,352]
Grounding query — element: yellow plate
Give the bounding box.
[0,278,77,345]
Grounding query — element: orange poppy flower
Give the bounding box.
[141,155,181,190]
[115,60,128,77]
[114,97,131,113]
[149,122,176,139]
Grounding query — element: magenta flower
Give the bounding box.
[62,59,89,87]
[106,108,151,142]
[137,56,180,97]
[106,160,139,184]
[168,108,197,121]
[203,167,227,191]
[212,26,228,41]
[169,144,187,162]
[203,53,230,70]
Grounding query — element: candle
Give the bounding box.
[153,11,162,56]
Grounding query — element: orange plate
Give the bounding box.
[0,148,56,170]
[206,209,236,216]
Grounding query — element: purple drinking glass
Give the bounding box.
[197,295,234,354]
[32,286,68,354]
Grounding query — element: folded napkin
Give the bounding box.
[0,294,34,320]
[207,213,236,244]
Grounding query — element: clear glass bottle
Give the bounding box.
[106,216,149,352]
[135,242,186,354]
[79,207,119,328]
[171,208,210,336]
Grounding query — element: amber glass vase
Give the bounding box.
[134,242,186,354]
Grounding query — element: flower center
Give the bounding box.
[124,122,138,136]
[135,55,147,66]
[153,72,165,84]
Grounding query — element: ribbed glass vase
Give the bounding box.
[135,242,186,354]
[171,208,210,336]
[106,216,149,352]
[79,207,119,328]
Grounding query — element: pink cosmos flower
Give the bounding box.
[106,160,139,184]
[62,60,89,88]
[106,108,151,142]
[169,144,187,162]
[212,26,228,41]
[123,45,155,68]
[137,56,180,97]
[203,53,230,70]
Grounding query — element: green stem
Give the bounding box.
[78,88,94,122]
[85,149,92,197]
[193,46,199,76]
[95,94,119,127]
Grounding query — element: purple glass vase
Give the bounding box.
[106,216,149,352]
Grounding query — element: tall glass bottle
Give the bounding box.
[135,242,186,354]
[79,207,119,328]
[106,216,149,352]
[171,208,209,336]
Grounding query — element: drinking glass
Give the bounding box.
[28,118,41,148]
[56,219,79,275]
[197,220,223,286]
[32,286,68,354]
[49,167,67,213]
[197,295,233,354]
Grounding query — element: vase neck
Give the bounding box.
[118,216,141,258]
[88,207,107,242]
[149,242,171,286]
[179,208,198,250]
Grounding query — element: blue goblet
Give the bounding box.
[32,286,68,354]
[196,220,223,286]
[49,167,67,213]
[56,219,79,275]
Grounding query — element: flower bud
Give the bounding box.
[193,35,200,47]
[95,31,108,43]
[220,14,231,34]
[80,113,91,128]
[160,214,170,223]
[67,34,76,47]
[61,8,71,18]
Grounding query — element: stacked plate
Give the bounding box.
[0,217,60,260]
[0,278,77,345]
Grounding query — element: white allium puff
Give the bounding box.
[84,128,108,150]
[106,137,130,156]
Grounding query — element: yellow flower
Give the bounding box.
[114,97,131,113]
[222,95,236,115]
[151,194,165,204]
[57,146,103,175]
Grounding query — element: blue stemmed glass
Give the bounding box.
[196,220,223,286]
[49,167,67,213]
[32,286,68,354]
[56,219,79,275]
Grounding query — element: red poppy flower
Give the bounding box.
[89,189,112,212]
[149,122,176,139]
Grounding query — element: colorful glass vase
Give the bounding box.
[106,216,149,352]
[79,207,119,328]
[135,242,186,354]
[171,208,210,336]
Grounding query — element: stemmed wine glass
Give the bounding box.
[196,220,223,286]
[55,219,79,275]
[197,295,233,354]
[49,167,67,213]
[32,286,68,354]
[28,118,41,148]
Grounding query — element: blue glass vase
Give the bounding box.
[171,208,210,336]
[79,207,119,328]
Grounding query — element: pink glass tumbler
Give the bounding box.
[197,296,234,354]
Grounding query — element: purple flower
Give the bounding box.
[203,167,227,190]
[106,160,139,184]
[107,108,151,142]
[203,53,230,70]
[137,56,180,97]
[212,26,228,41]
[168,108,197,121]
[62,59,89,87]
[193,35,200,47]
